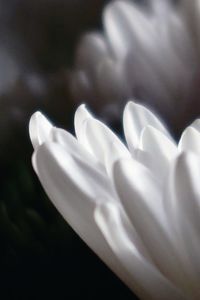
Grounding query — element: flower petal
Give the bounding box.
[166,153,200,299]
[49,127,104,172]
[33,142,125,279]
[113,157,185,287]
[74,104,93,147]
[123,101,169,152]
[140,125,177,180]
[75,32,108,74]
[191,119,200,132]
[29,111,53,149]
[140,125,177,161]
[95,202,186,300]
[82,118,130,173]
[179,126,200,154]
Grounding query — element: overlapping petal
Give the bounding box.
[30,102,200,300]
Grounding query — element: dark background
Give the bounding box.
[0,1,138,299]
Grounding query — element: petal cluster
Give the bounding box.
[70,0,200,131]
[30,101,200,300]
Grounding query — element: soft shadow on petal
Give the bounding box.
[166,153,200,299]
[95,202,186,300]
[112,157,186,288]
[123,101,170,152]
[179,126,200,154]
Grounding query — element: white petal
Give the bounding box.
[132,148,161,180]
[179,126,200,154]
[82,118,130,173]
[95,202,186,300]
[50,127,104,172]
[32,142,125,279]
[113,157,185,286]
[123,101,170,152]
[140,125,177,179]
[74,104,93,147]
[140,125,177,160]
[29,111,52,149]
[191,119,200,132]
[166,153,200,299]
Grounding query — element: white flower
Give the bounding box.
[70,0,200,131]
[30,101,200,300]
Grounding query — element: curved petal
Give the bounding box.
[140,125,177,180]
[29,111,53,149]
[50,127,104,172]
[179,126,200,154]
[123,101,170,153]
[82,118,130,173]
[95,202,186,300]
[112,157,186,286]
[103,0,155,59]
[74,104,93,149]
[140,125,177,161]
[191,119,200,132]
[32,142,126,279]
[166,153,200,299]
[75,32,108,74]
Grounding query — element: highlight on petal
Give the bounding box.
[166,153,200,299]
[82,117,130,173]
[29,101,200,300]
[95,202,186,300]
[123,101,170,153]
[29,111,53,149]
[74,104,93,149]
[112,157,188,289]
[140,125,177,178]
[178,126,200,154]
[191,119,200,132]
[32,141,126,279]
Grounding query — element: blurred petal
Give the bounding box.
[123,101,169,152]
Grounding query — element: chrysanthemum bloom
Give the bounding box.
[70,0,200,134]
[30,101,200,300]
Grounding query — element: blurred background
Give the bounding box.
[0,0,137,299]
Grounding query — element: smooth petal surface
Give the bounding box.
[191,119,200,132]
[113,157,186,287]
[50,127,104,172]
[81,117,130,173]
[166,153,200,299]
[140,125,177,179]
[32,141,128,280]
[179,126,200,154]
[123,101,169,152]
[29,111,53,149]
[74,104,93,148]
[95,202,186,300]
